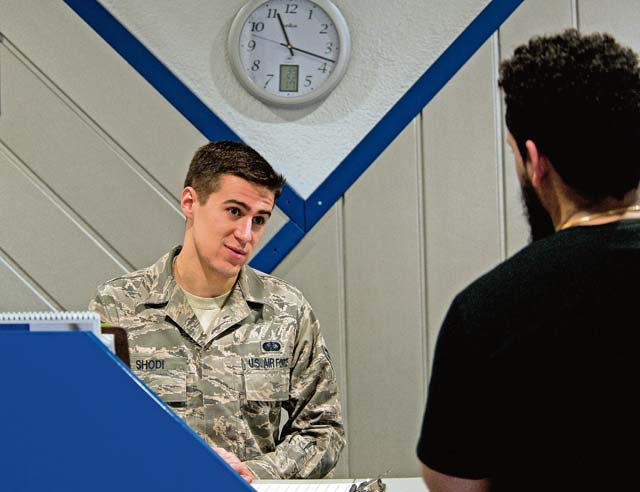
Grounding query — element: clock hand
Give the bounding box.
[252,33,288,47]
[276,13,295,57]
[252,34,304,59]
[251,34,335,64]
[283,45,336,63]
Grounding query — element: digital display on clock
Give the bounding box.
[279,65,299,92]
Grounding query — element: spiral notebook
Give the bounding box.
[0,310,120,353]
[0,311,101,334]
[0,311,130,366]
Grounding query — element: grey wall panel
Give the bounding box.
[0,257,53,312]
[273,203,348,478]
[0,0,207,200]
[579,0,640,51]
[422,39,503,365]
[499,0,574,257]
[0,45,184,270]
[343,120,425,478]
[272,203,346,391]
[0,150,124,310]
[499,0,575,62]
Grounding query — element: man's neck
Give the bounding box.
[173,249,237,298]
[556,189,640,231]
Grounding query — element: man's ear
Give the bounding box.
[181,187,197,218]
[525,139,548,187]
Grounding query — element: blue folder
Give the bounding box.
[0,331,255,492]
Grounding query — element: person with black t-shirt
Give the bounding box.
[417,29,640,492]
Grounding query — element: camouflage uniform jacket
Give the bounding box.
[89,246,345,479]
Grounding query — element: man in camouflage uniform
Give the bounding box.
[89,141,344,482]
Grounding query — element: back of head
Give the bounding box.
[499,29,640,201]
[184,141,285,202]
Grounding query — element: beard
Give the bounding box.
[520,177,556,242]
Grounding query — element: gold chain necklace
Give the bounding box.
[559,203,640,231]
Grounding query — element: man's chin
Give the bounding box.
[206,260,244,281]
[219,264,243,278]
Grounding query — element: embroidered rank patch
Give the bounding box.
[262,340,282,352]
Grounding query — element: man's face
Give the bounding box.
[186,174,275,282]
[507,133,555,242]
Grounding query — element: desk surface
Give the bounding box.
[254,477,427,492]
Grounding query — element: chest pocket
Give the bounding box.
[131,356,187,404]
[243,356,291,402]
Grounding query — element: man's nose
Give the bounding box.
[234,217,253,242]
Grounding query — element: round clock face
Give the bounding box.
[228,0,350,107]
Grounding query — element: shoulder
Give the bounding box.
[242,267,317,326]
[462,233,569,300]
[247,267,308,305]
[94,262,160,304]
[445,233,571,335]
[463,222,640,309]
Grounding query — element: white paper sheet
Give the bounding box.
[253,483,354,492]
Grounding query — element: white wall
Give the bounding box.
[97,0,491,198]
[1,0,639,479]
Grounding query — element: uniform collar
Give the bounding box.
[235,262,271,307]
[206,254,273,343]
[140,246,271,346]
[153,246,270,303]
[140,246,203,345]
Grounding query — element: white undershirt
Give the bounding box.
[181,288,231,338]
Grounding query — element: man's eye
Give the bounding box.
[253,216,266,226]
[228,207,241,216]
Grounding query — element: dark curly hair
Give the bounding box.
[499,29,640,201]
[184,141,285,202]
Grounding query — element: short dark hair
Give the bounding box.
[499,29,640,201]
[184,141,286,202]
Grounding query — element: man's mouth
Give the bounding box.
[225,245,246,257]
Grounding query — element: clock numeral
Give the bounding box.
[247,40,256,51]
[308,9,313,19]
[318,62,328,74]
[250,21,265,32]
[267,8,278,18]
[319,24,329,34]
[304,75,313,87]
[285,4,298,14]
[264,74,275,88]
[251,60,261,71]
[325,42,333,54]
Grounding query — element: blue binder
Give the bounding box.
[0,332,255,492]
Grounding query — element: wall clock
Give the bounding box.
[228,0,351,107]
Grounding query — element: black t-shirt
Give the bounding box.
[417,219,640,491]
